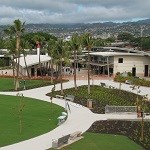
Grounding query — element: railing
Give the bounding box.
[105,105,137,114]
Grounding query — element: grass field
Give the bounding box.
[0,94,64,147]
[0,77,51,91]
[50,132,143,150]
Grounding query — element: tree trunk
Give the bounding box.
[12,55,16,86]
[88,48,90,94]
[23,49,30,79]
[38,48,42,78]
[74,49,77,90]
[15,36,20,91]
[60,57,63,95]
[51,58,54,83]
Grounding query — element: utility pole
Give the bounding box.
[140,26,144,51]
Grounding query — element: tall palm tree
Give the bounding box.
[5,38,17,85]
[32,35,45,77]
[81,33,93,94]
[4,29,16,86]
[20,38,31,79]
[54,39,70,95]
[5,19,25,90]
[69,33,81,90]
[47,39,57,83]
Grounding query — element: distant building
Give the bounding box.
[89,47,150,77]
[0,49,11,67]
[14,47,52,77]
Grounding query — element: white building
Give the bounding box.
[15,47,52,77]
[89,48,150,77]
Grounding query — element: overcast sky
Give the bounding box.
[0,0,149,25]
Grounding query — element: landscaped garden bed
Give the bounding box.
[48,85,150,113]
[88,120,150,150]
[48,85,150,149]
[114,75,150,87]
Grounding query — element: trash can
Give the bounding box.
[87,99,93,109]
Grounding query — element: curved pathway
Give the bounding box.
[0,80,150,150]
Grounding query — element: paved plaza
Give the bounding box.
[0,79,150,150]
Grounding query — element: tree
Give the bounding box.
[20,38,31,79]
[32,35,45,77]
[54,39,70,95]
[4,38,17,85]
[81,33,93,94]
[69,33,81,90]
[6,19,25,90]
[117,32,134,42]
[47,39,57,83]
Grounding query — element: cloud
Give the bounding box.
[0,0,149,24]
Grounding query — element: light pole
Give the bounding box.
[140,26,144,51]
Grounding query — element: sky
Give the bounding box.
[0,0,149,25]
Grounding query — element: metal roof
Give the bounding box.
[89,52,149,57]
[15,55,51,68]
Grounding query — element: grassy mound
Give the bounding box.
[0,94,64,147]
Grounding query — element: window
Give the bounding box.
[118,58,123,63]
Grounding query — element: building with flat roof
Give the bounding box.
[89,48,150,77]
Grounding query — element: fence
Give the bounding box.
[105,105,137,114]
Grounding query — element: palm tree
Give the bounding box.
[54,39,70,95]
[5,19,25,90]
[32,35,45,77]
[20,38,31,79]
[81,33,93,94]
[69,33,81,90]
[5,38,17,86]
[6,19,25,90]
[4,29,17,86]
[47,39,57,83]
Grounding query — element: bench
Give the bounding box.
[109,85,115,89]
[70,131,82,140]
[125,80,132,85]
[65,95,75,102]
[52,134,70,148]
[56,95,64,99]
[100,82,107,87]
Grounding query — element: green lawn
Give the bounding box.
[0,77,51,91]
[50,133,143,150]
[0,94,64,147]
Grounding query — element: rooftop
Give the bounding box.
[89,52,149,57]
[16,55,51,68]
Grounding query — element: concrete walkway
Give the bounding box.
[0,80,150,150]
